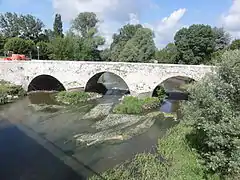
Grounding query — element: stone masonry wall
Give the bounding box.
[0,60,213,95]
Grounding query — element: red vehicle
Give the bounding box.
[3,54,31,61]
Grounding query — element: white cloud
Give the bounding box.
[52,0,186,48]
[222,0,240,38]
[145,9,187,48]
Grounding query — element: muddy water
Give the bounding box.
[0,93,180,179]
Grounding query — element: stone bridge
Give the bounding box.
[0,60,213,96]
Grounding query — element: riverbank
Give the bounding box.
[90,123,220,180]
[0,80,26,105]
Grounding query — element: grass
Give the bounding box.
[0,80,26,105]
[113,96,160,115]
[90,123,220,180]
[56,91,91,105]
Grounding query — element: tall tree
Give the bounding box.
[0,12,44,42]
[71,12,98,37]
[36,41,50,59]
[53,14,63,38]
[48,36,76,60]
[155,43,178,64]
[212,27,231,51]
[4,37,34,55]
[19,14,44,42]
[0,34,5,55]
[109,24,143,61]
[0,12,20,37]
[70,13,105,60]
[230,39,240,50]
[174,24,215,65]
[118,28,156,62]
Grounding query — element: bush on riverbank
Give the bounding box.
[181,50,240,178]
[113,96,160,114]
[156,86,167,101]
[0,80,26,105]
[90,123,220,180]
[56,91,101,105]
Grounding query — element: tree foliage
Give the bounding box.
[0,12,20,37]
[182,50,240,177]
[0,12,44,42]
[118,27,155,62]
[109,24,143,61]
[36,41,50,59]
[71,12,98,37]
[48,36,75,60]
[0,34,5,55]
[4,37,34,55]
[18,14,45,41]
[230,39,240,50]
[155,43,178,64]
[53,14,63,38]
[212,27,231,51]
[174,24,215,64]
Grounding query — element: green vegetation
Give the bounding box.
[4,37,34,55]
[56,91,91,105]
[156,86,167,101]
[0,11,239,64]
[91,50,240,180]
[230,39,240,50]
[90,123,219,180]
[53,14,63,38]
[0,80,26,105]
[113,96,160,114]
[181,50,240,178]
[155,43,178,64]
[118,27,156,62]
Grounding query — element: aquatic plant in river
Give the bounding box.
[113,96,160,114]
[56,91,101,105]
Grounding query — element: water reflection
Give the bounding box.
[28,92,59,105]
[160,100,180,113]
[0,119,84,180]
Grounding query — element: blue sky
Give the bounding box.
[0,0,239,48]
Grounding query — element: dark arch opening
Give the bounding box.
[152,76,195,100]
[85,72,130,95]
[28,75,66,92]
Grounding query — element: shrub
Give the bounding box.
[90,123,220,180]
[0,80,26,105]
[56,91,90,105]
[4,37,34,55]
[182,50,240,177]
[156,86,167,101]
[113,96,160,114]
[0,80,26,96]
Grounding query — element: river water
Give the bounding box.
[0,92,181,180]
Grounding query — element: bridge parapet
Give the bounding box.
[0,60,214,95]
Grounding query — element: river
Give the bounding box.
[0,92,181,180]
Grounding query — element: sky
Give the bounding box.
[0,0,239,48]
